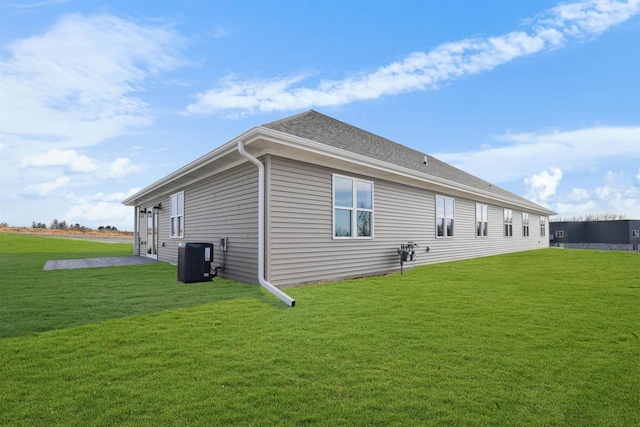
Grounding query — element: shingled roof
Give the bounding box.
[262,110,548,212]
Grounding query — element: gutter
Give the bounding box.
[123,126,554,217]
[237,140,296,307]
[255,127,556,216]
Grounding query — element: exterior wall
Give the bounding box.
[585,221,628,243]
[549,222,584,245]
[550,220,640,249]
[268,156,549,286]
[136,162,260,284]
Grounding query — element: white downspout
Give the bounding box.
[238,140,296,307]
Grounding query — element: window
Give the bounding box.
[540,216,546,237]
[170,191,184,238]
[476,203,488,237]
[522,213,530,237]
[333,175,373,238]
[555,230,564,238]
[633,244,639,251]
[436,195,455,238]
[632,230,640,238]
[504,209,513,237]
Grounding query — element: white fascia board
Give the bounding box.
[122,127,263,206]
[123,125,555,216]
[253,127,556,216]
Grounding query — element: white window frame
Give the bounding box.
[633,244,639,251]
[476,203,488,238]
[170,191,184,238]
[555,230,564,238]
[632,230,639,238]
[540,216,547,237]
[436,195,455,238]
[332,174,374,239]
[522,212,530,237]
[504,209,513,237]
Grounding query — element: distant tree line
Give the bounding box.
[551,213,628,222]
[27,219,118,231]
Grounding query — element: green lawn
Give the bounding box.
[1,233,638,426]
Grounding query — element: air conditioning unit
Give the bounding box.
[178,242,214,283]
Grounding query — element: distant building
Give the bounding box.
[550,220,640,252]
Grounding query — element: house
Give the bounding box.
[550,220,640,252]
[123,110,555,304]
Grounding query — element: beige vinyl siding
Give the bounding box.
[268,156,549,286]
[136,162,259,284]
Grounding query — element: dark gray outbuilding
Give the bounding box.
[550,220,640,251]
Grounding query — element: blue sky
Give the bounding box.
[1,0,639,231]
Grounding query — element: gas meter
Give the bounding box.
[397,242,417,274]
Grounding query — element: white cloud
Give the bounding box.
[636,168,640,182]
[437,125,639,219]
[555,199,599,217]
[0,0,69,9]
[64,188,141,230]
[65,201,133,229]
[555,170,640,218]
[0,14,184,230]
[436,125,640,184]
[22,176,70,197]
[21,148,96,172]
[186,0,639,115]
[525,167,563,204]
[93,188,141,202]
[566,187,591,203]
[103,158,141,180]
[188,74,309,114]
[594,170,639,201]
[538,0,640,36]
[187,29,564,115]
[0,13,185,148]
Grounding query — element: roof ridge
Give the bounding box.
[261,110,553,213]
[261,109,317,128]
[269,109,432,157]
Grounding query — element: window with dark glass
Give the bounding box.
[436,195,455,238]
[333,175,373,238]
[476,203,488,237]
[170,191,184,238]
[522,212,530,237]
[504,209,513,237]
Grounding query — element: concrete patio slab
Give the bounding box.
[43,256,158,271]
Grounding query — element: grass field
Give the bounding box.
[1,233,638,425]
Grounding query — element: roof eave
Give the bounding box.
[255,126,556,216]
[123,125,556,216]
[122,127,263,206]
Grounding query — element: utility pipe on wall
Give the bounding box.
[237,140,296,307]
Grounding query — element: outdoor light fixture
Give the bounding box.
[153,203,161,210]
[139,208,147,218]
